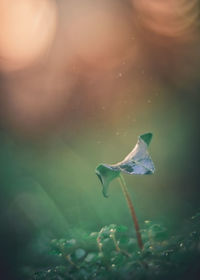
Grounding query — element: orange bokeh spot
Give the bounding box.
[0,0,57,71]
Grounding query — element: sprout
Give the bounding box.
[95,133,155,250]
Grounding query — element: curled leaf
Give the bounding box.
[95,133,155,197]
[95,164,120,197]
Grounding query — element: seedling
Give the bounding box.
[95,133,155,250]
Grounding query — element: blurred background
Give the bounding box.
[0,0,200,279]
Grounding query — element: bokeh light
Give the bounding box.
[0,0,57,71]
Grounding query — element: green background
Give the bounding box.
[0,88,199,278]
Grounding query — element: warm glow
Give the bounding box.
[0,0,199,136]
[0,0,57,71]
[133,0,198,38]
[64,0,136,70]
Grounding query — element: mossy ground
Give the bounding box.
[24,212,200,280]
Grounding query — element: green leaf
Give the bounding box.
[95,164,120,197]
[116,225,128,233]
[75,248,86,259]
[95,133,155,197]
[84,252,98,263]
[140,133,152,146]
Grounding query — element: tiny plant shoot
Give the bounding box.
[95,133,155,250]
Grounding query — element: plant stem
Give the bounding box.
[118,174,144,250]
[110,230,121,252]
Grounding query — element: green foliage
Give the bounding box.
[95,133,155,197]
[29,211,200,280]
